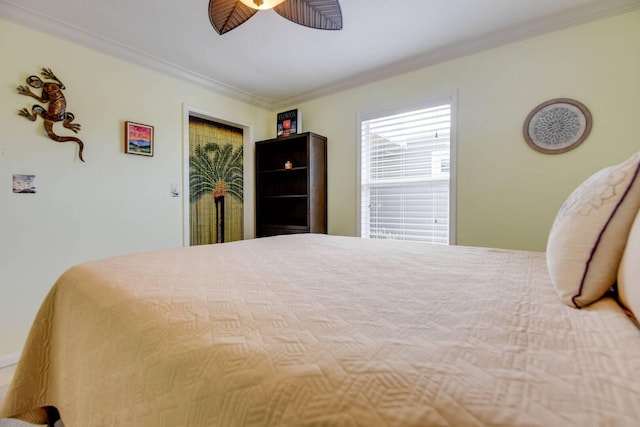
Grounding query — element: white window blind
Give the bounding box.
[360,102,452,244]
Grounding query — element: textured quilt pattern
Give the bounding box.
[1,234,640,426]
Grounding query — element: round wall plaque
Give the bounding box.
[523,98,592,154]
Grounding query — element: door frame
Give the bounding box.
[182,104,255,246]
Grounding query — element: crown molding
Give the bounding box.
[272,0,640,109]
[0,0,273,110]
[2,0,639,112]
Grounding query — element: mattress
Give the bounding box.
[1,234,639,426]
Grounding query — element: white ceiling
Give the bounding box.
[1,0,639,109]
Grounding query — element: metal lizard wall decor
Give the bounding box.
[17,68,85,162]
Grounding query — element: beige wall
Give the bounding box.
[0,19,272,356]
[2,10,639,358]
[298,10,640,250]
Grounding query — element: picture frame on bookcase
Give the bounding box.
[276,109,302,138]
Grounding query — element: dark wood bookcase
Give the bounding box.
[255,132,327,237]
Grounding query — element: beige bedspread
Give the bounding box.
[2,234,640,426]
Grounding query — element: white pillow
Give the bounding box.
[547,151,640,308]
[618,209,640,318]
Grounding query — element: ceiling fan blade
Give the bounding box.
[209,0,258,35]
[274,0,343,31]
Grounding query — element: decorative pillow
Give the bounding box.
[618,208,640,318]
[546,150,640,308]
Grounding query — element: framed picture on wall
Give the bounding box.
[12,174,37,193]
[523,98,592,154]
[125,121,154,156]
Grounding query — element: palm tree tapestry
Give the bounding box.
[189,117,243,245]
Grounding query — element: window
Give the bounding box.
[359,99,454,244]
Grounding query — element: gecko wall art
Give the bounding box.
[17,68,85,162]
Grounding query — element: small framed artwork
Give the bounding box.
[125,121,154,156]
[13,174,36,193]
[523,98,592,154]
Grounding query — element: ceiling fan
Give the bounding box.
[209,0,343,35]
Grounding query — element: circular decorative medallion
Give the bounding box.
[523,98,592,154]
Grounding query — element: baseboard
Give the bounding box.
[0,353,20,369]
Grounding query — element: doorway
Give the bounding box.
[183,106,254,246]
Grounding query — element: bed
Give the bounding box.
[2,151,640,426]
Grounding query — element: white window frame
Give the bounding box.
[356,94,457,244]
